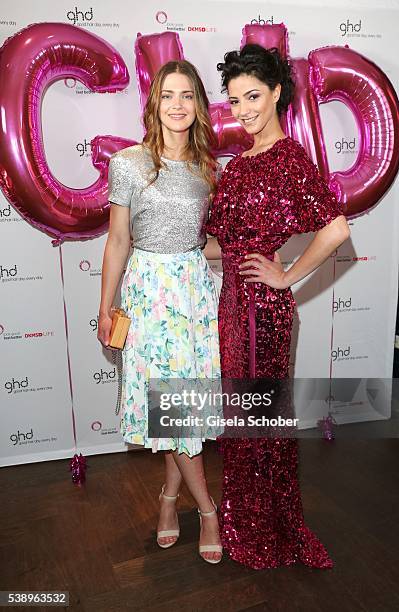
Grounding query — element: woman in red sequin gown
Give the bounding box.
[205,45,350,569]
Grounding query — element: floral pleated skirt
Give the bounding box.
[120,247,221,457]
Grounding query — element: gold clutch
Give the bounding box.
[109,308,131,350]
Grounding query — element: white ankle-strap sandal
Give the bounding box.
[198,497,223,564]
[157,484,180,549]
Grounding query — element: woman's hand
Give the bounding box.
[97,310,113,348]
[239,252,289,289]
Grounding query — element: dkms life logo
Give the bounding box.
[79,259,101,276]
[91,420,118,436]
[79,260,91,271]
[156,11,167,24]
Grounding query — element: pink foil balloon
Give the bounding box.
[89,33,183,212]
[238,24,399,216]
[0,23,129,243]
[135,31,184,109]
[210,103,252,156]
[2,23,398,242]
[241,23,288,58]
[309,45,399,218]
[241,26,329,175]
[287,58,330,181]
[134,32,252,156]
[91,136,137,175]
[241,23,327,168]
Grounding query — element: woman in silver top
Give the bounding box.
[98,60,222,564]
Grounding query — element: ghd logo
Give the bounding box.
[339,19,362,36]
[331,346,351,361]
[335,137,356,154]
[333,297,352,312]
[5,377,29,393]
[10,428,33,445]
[66,7,94,25]
[250,15,274,25]
[0,264,17,279]
[93,367,116,384]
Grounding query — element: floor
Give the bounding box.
[1,439,398,611]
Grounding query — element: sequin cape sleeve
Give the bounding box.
[108,153,135,207]
[287,143,344,234]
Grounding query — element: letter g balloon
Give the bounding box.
[0,23,129,243]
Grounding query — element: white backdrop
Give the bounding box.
[1,0,398,465]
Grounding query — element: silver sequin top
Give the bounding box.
[108,144,211,253]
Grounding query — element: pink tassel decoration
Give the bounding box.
[317,414,337,442]
[69,453,87,485]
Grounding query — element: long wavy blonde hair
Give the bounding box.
[142,60,218,193]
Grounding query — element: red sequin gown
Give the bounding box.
[207,137,343,570]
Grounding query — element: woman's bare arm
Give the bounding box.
[98,205,131,346]
[203,236,222,260]
[239,215,350,288]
